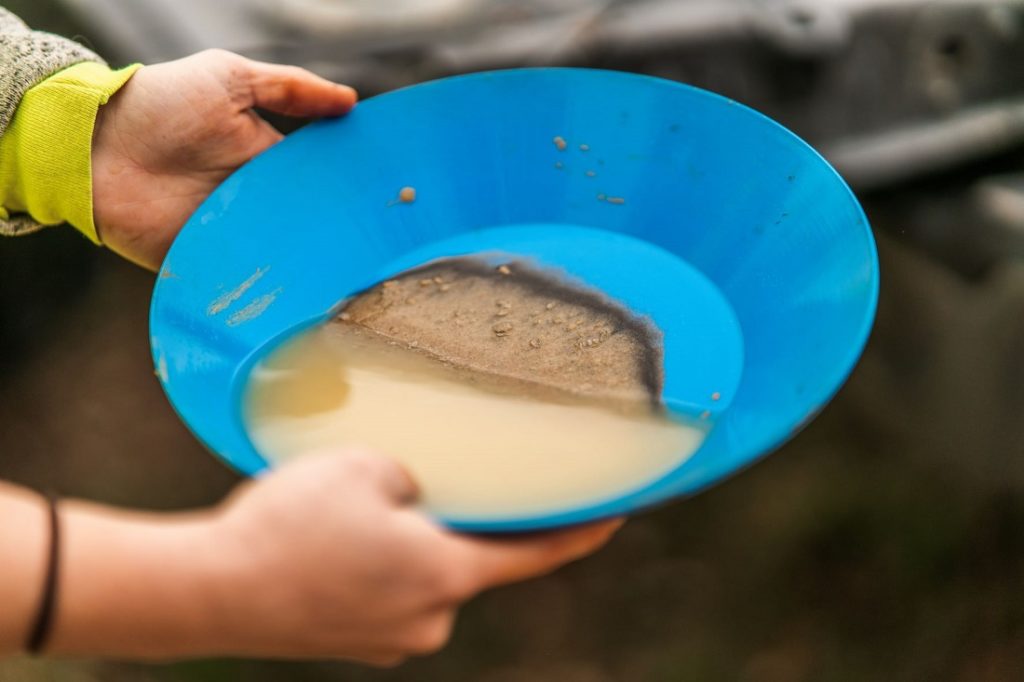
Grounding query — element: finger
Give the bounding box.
[452,518,625,592]
[337,449,421,504]
[272,449,421,505]
[243,59,357,117]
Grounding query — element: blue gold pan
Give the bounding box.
[150,68,878,532]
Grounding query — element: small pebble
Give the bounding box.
[339,312,352,321]
[382,280,398,289]
[433,276,444,284]
[553,136,567,151]
[495,309,510,317]
[607,196,626,205]
[546,302,556,310]
[399,186,416,203]
[497,264,512,275]
[439,284,451,292]
[711,391,721,401]
[529,338,542,349]
[496,299,512,309]
[579,143,590,151]
[492,321,514,336]
[419,278,433,286]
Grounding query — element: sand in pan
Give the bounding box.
[247,258,691,517]
[336,257,663,410]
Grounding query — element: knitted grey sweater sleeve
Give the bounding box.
[0,7,106,236]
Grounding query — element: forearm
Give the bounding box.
[1,482,232,660]
[0,8,103,137]
[53,499,236,659]
[0,7,137,242]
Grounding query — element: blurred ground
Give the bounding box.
[3,1,1024,681]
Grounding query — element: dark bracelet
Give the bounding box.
[25,492,60,655]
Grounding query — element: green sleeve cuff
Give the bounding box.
[0,62,142,244]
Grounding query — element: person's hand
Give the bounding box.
[206,451,622,665]
[49,450,621,662]
[91,49,357,270]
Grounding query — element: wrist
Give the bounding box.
[0,485,50,656]
[50,500,233,659]
[0,62,140,244]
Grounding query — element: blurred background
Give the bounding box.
[2,0,1024,680]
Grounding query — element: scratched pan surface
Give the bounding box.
[150,68,878,533]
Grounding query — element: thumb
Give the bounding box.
[277,449,420,506]
[242,59,358,118]
[335,450,421,505]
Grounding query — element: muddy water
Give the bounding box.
[243,323,704,519]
